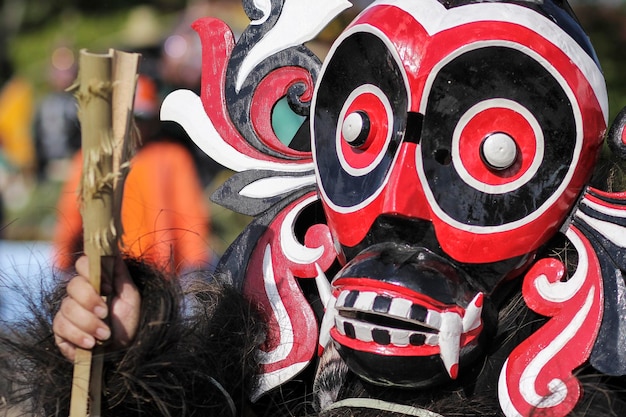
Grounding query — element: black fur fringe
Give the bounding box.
[0,257,264,417]
[2,256,626,416]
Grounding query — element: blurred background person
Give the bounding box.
[158,1,224,189]
[32,43,81,183]
[0,34,35,238]
[53,74,213,275]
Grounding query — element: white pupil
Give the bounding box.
[482,133,517,169]
[342,112,365,144]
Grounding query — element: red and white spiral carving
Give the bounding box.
[498,226,604,417]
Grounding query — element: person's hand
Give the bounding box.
[53,255,141,361]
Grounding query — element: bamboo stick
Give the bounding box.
[69,49,139,417]
[111,50,141,238]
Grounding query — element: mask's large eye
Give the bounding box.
[313,29,408,211]
[420,45,578,229]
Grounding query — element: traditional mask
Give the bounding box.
[161,0,626,415]
[312,0,607,388]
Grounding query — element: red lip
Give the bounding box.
[330,278,483,360]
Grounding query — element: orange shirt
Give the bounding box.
[54,141,212,273]
[53,151,84,270]
[0,77,35,169]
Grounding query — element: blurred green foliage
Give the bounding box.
[576,5,626,191]
[577,4,626,122]
[5,1,626,109]
[2,0,186,30]
[7,8,177,95]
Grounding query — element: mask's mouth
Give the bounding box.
[318,243,488,385]
[331,278,483,380]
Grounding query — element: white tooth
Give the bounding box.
[389,298,413,318]
[463,292,484,332]
[316,264,339,351]
[314,264,333,307]
[318,297,338,350]
[426,334,439,346]
[439,312,462,379]
[336,290,349,308]
[390,329,410,346]
[335,316,347,336]
[354,291,377,311]
[426,310,442,329]
[354,321,373,342]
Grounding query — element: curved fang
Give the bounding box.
[316,264,337,351]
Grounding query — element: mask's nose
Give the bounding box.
[380,112,431,222]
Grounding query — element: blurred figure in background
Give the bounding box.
[120,3,223,188]
[0,54,11,236]
[0,39,35,237]
[54,74,213,275]
[158,1,224,188]
[32,44,81,183]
